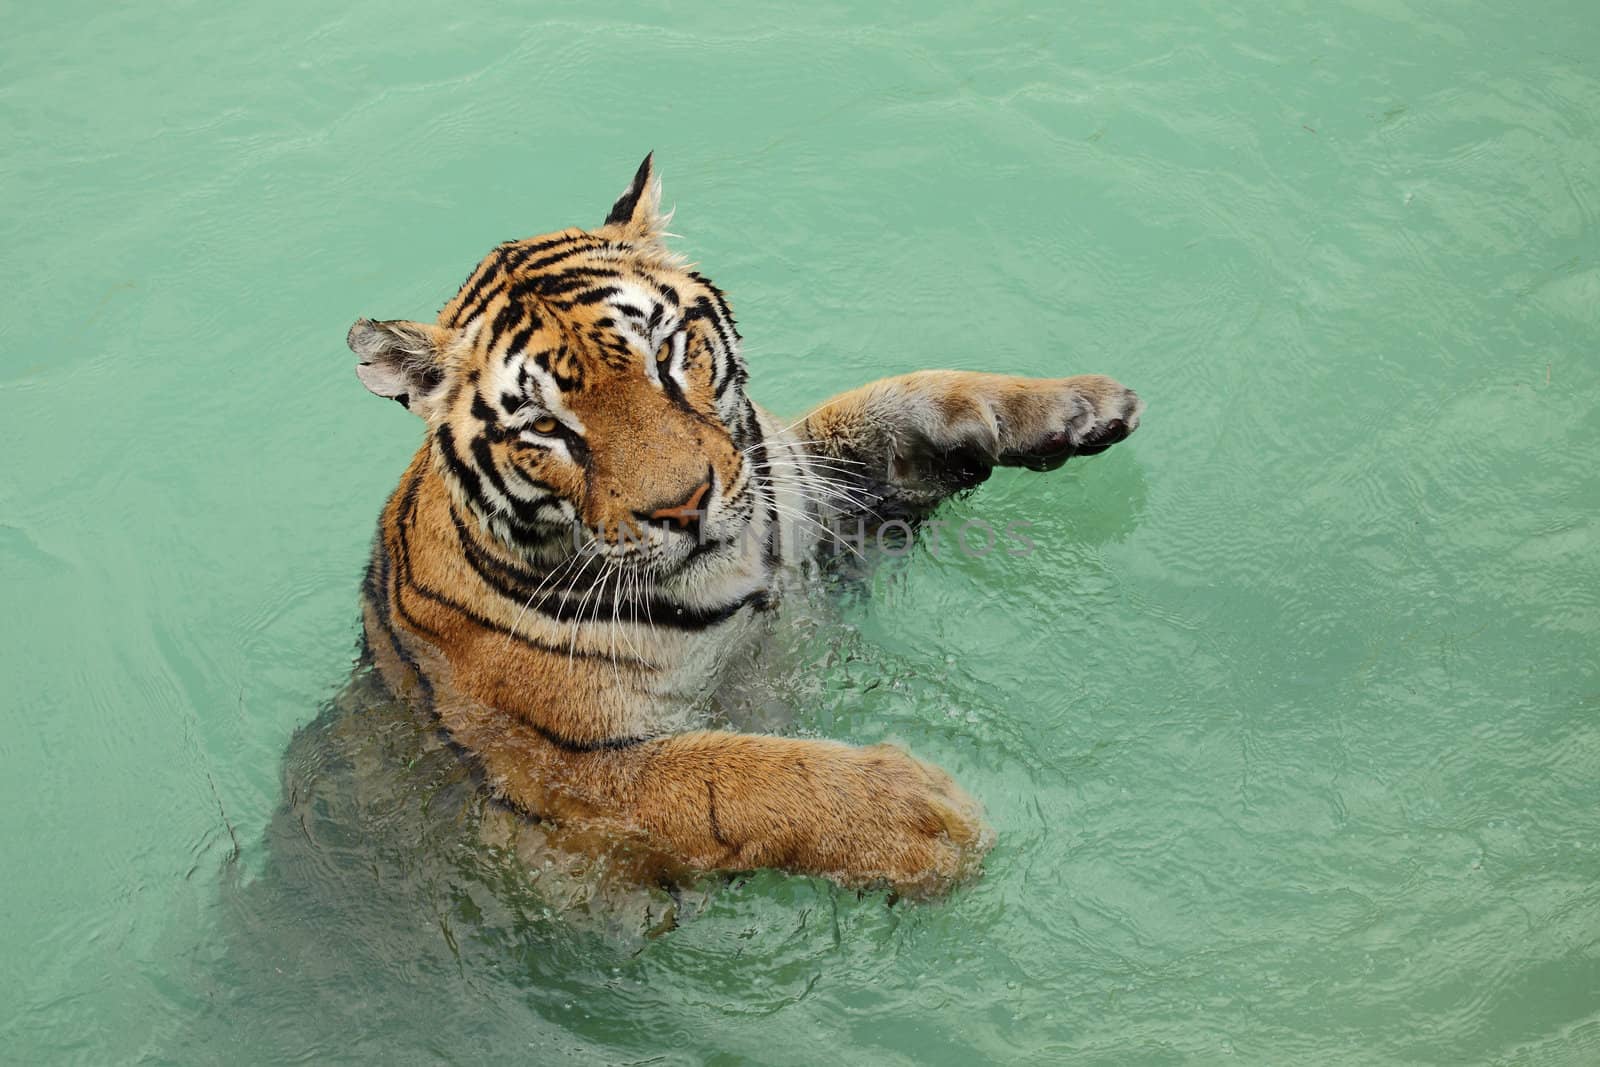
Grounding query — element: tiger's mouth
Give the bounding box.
[576,507,752,578]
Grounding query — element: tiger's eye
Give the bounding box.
[655,343,671,364]
[531,416,558,434]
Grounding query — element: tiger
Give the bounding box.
[347,154,1142,899]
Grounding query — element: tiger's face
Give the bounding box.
[348,155,763,575]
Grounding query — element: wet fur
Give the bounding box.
[346,155,1142,897]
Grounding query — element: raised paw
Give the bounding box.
[802,368,1143,510]
[995,374,1144,471]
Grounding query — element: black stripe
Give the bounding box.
[707,780,730,848]
[470,393,503,437]
[689,275,742,339]
[532,726,649,753]
[658,363,697,416]
[434,425,488,510]
[506,468,559,496]
[509,239,604,279]
[696,275,740,332]
[565,285,622,307]
[511,267,622,301]
[369,611,435,710]
[490,299,527,343]
[365,537,437,712]
[388,472,446,643]
[361,548,384,606]
[681,534,734,568]
[714,361,748,400]
[502,325,537,365]
[594,587,769,630]
[747,430,784,571]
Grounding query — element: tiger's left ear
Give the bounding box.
[601,152,665,242]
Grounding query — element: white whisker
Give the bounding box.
[503,538,592,648]
[740,438,865,464]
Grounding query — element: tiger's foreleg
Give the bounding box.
[798,371,1142,512]
[479,729,993,897]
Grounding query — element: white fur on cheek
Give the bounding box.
[668,331,689,393]
[519,432,573,465]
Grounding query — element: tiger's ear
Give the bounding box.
[601,152,665,241]
[347,318,454,418]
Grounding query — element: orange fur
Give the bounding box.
[347,155,1141,896]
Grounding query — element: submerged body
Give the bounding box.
[349,155,1141,896]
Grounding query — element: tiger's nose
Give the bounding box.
[648,480,711,532]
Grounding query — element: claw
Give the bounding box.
[1073,417,1130,456]
[1004,408,1136,468]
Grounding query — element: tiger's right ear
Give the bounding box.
[347,318,454,418]
[601,152,665,242]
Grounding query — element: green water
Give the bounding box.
[4,0,1599,1062]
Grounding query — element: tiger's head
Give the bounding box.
[348,154,764,575]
